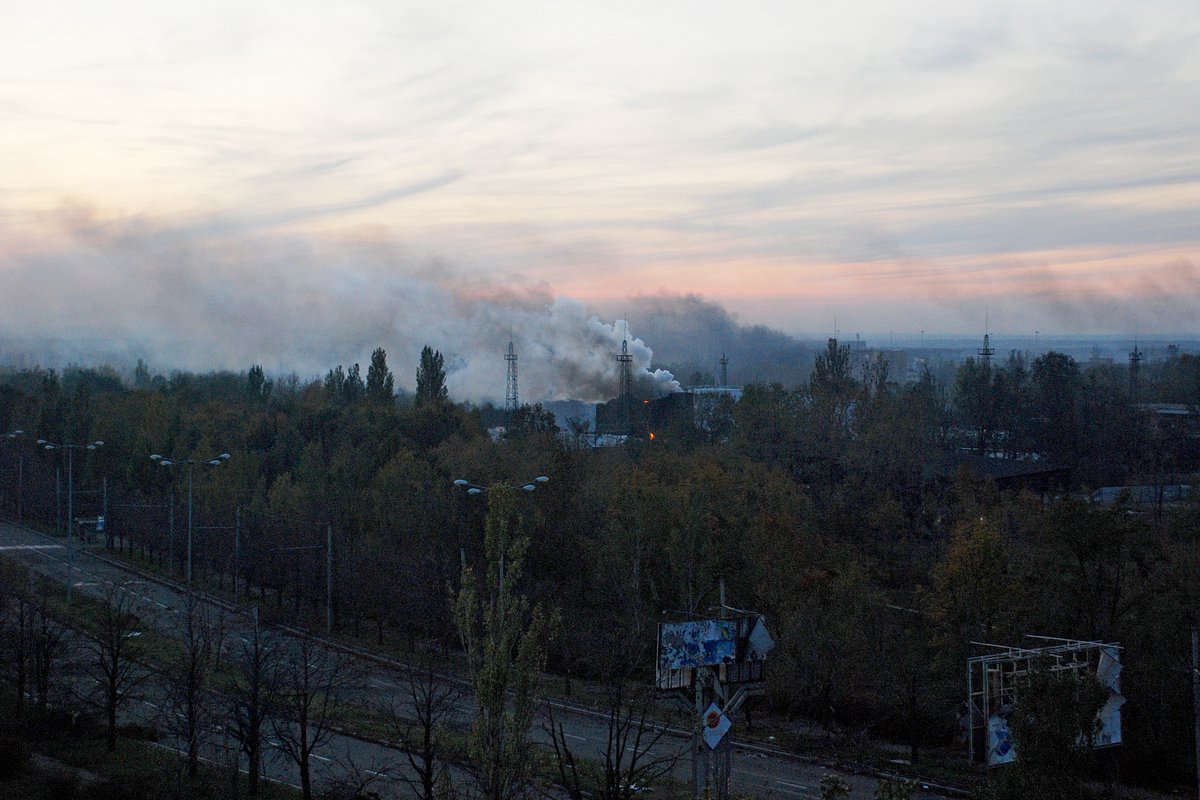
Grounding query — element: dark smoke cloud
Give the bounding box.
[0,209,678,403]
[602,294,815,386]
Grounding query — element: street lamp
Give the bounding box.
[37,437,104,603]
[453,476,549,616]
[453,475,549,495]
[150,451,231,585]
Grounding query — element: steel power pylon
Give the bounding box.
[505,338,519,416]
[617,330,634,432]
[1129,340,1143,401]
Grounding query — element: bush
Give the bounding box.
[819,774,851,799]
[0,736,31,779]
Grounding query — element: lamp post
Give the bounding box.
[37,437,104,603]
[452,476,548,590]
[150,451,231,586]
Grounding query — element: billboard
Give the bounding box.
[967,638,1123,766]
[659,619,739,670]
[656,616,774,690]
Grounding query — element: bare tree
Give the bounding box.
[85,582,148,751]
[30,580,65,715]
[387,657,463,800]
[164,590,223,778]
[0,570,35,714]
[545,682,680,800]
[270,636,356,800]
[229,606,278,797]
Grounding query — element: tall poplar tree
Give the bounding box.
[453,483,554,800]
[366,347,395,405]
[415,346,448,406]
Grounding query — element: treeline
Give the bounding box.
[0,342,1197,788]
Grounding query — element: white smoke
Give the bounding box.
[0,209,678,403]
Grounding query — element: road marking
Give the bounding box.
[777,781,809,789]
[564,733,587,741]
[0,544,63,551]
[313,754,331,762]
[366,769,388,777]
[369,679,395,689]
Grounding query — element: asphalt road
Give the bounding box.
[0,518,958,799]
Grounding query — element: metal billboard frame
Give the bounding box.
[966,636,1123,766]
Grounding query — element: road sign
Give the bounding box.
[702,702,731,749]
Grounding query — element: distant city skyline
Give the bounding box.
[2,1,1197,385]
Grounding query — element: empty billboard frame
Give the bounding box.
[966,636,1123,767]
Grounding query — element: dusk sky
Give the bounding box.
[2,1,1198,388]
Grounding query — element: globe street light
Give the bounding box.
[453,475,549,495]
[150,452,231,585]
[453,476,549,618]
[37,438,104,603]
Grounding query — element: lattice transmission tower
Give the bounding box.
[505,338,519,415]
[617,329,634,432]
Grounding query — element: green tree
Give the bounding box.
[342,363,365,404]
[954,356,996,454]
[416,346,448,406]
[1030,351,1082,464]
[323,365,346,403]
[987,662,1108,800]
[928,514,1014,669]
[245,364,272,404]
[366,347,395,405]
[453,483,555,800]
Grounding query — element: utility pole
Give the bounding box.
[234,507,241,599]
[1192,627,1199,800]
[102,476,108,547]
[168,492,175,573]
[66,449,73,601]
[326,523,333,636]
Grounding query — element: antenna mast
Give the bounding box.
[978,315,995,370]
[1129,338,1143,401]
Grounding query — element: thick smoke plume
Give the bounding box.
[601,294,815,387]
[0,210,678,403]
